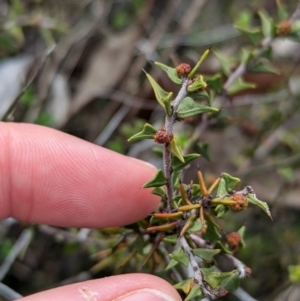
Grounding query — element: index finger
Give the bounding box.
[0,123,159,228]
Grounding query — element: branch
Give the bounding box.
[0,229,32,282]
[163,78,189,211]
[179,236,227,300]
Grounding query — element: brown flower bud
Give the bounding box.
[231,194,248,211]
[154,128,173,144]
[176,63,191,77]
[276,20,292,36]
[226,232,242,252]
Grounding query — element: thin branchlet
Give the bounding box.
[163,77,189,212]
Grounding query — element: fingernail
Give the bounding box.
[116,288,178,301]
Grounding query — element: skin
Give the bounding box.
[0,123,181,301]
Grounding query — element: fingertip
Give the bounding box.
[18,274,182,301]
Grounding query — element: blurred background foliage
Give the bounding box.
[1,0,300,300]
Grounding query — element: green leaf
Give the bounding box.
[192,248,221,261]
[213,51,236,76]
[168,138,184,162]
[188,90,210,102]
[154,61,182,84]
[227,77,256,95]
[203,219,221,241]
[187,75,207,92]
[235,10,253,28]
[249,58,280,74]
[151,187,165,197]
[277,0,289,21]
[214,240,233,255]
[149,215,162,225]
[172,153,200,171]
[195,142,210,161]
[288,265,300,283]
[241,48,253,65]
[145,71,173,114]
[205,73,223,94]
[222,173,241,191]
[215,204,229,218]
[172,170,181,191]
[163,234,178,245]
[143,170,166,188]
[188,219,203,233]
[134,236,145,255]
[247,194,272,219]
[173,278,194,295]
[220,272,240,291]
[188,48,210,79]
[203,270,235,289]
[216,178,227,197]
[234,25,263,45]
[184,285,203,301]
[128,123,157,142]
[237,226,246,247]
[166,258,179,270]
[169,247,189,267]
[177,97,218,119]
[258,10,275,38]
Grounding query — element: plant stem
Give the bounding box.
[179,235,226,299]
[163,78,189,212]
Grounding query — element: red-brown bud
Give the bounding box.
[276,20,292,36]
[231,194,248,211]
[154,128,173,144]
[176,63,191,77]
[226,232,242,252]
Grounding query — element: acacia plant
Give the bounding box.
[94,2,300,300]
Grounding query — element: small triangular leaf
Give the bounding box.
[145,71,173,113]
[184,285,203,301]
[277,0,289,21]
[173,278,194,295]
[220,272,240,291]
[163,234,178,245]
[227,77,256,95]
[143,170,166,188]
[247,194,272,219]
[169,247,189,267]
[216,178,227,197]
[177,97,218,119]
[128,123,157,142]
[213,50,236,76]
[192,248,221,261]
[222,173,241,191]
[187,75,207,92]
[195,142,210,161]
[151,187,165,197]
[205,73,223,94]
[237,226,246,247]
[215,240,233,255]
[154,61,182,84]
[215,204,229,218]
[172,153,200,171]
[166,258,179,270]
[258,9,275,38]
[234,25,263,45]
[249,58,280,74]
[188,219,203,233]
[168,138,184,162]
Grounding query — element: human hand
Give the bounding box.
[0,123,181,301]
